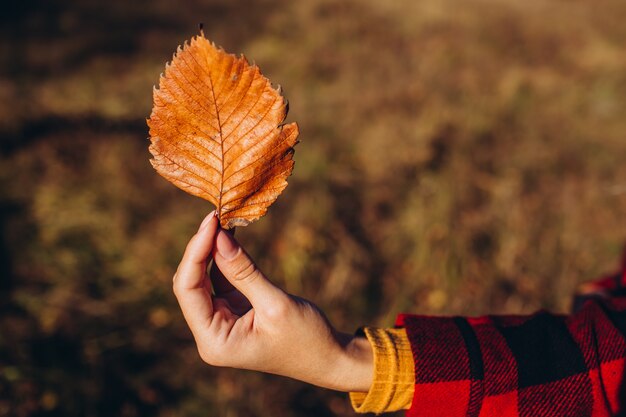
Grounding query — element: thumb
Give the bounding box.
[213,228,286,309]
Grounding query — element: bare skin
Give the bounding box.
[172,211,374,392]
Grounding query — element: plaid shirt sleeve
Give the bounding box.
[397,265,626,417]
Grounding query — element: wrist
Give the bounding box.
[330,333,373,392]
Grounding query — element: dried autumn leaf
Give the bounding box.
[148,32,299,229]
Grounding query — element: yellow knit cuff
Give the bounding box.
[349,327,415,414]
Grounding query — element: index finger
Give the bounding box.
[210,228,237,295]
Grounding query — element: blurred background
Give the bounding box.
[1,0,625,415]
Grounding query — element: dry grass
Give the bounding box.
[1,0,625,416]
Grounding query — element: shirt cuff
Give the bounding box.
[349,327,415,414]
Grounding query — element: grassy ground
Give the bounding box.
[1,0,625,415]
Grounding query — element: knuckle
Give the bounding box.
[197,346,215,365]
[196,332,231,367]
[233,260,259,284]
[172,279,181,297]
[196,341,221,366]
[264,298,289,320]
[200,350,228,368]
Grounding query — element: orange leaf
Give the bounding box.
[148,32,299,229]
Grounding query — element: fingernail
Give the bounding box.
[216,229,239,260]
[198,211,215,231]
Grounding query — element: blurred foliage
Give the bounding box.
[1,0,625,415]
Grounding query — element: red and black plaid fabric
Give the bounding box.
[397,260,626,416]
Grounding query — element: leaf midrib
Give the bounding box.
[207,71,225,217]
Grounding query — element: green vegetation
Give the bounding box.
[1,0,625,415]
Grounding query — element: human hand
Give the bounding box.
[173,212,373,392]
